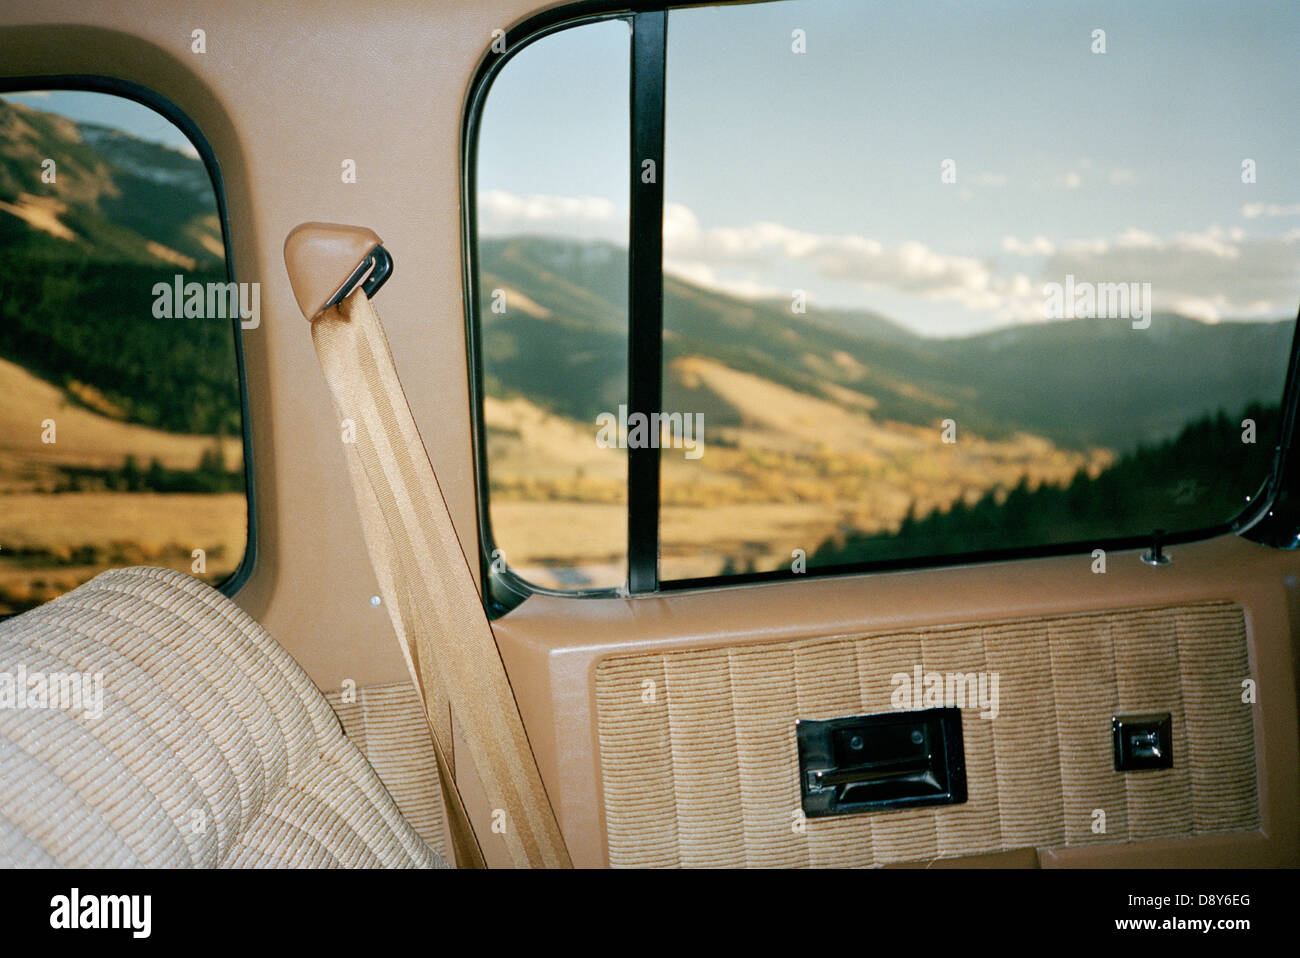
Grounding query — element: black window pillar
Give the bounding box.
[627,10,667,594]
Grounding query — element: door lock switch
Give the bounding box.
[1112,713,1173,771]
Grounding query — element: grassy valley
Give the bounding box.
[477,234,1293,586]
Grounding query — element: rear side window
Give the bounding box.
[473,19,631,593]
[0,88,249,615]
[468,0,1300,600]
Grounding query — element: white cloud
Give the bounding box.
[477,189,1300,326]
[480,189,620,226]
[1170,226,1240,259]
[1044,225,1296,321]
[662,201,1005,311]
[1115,227,1160,249]
[1242,202,1300,219]
[1002,235,1055,257]
[1059,237,1110,256]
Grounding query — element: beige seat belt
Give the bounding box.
[283,223,572,869]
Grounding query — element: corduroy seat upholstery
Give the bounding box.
[0,566,446,868]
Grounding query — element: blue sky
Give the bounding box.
[477,0,1300,336]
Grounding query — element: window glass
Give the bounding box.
[475,19,631,591]
[0,89,248,614]
[470,0,1300,597]
[659,0,1298,580]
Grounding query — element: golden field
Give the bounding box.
[487,354,1111,588]
[0,492,246,614]
[0,357,247,614]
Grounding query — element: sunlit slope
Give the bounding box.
[0,96,221,267]
[0,355,242,491]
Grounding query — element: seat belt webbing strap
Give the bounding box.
[310,288,571,869]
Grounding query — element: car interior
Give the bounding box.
[0,0,1297,890]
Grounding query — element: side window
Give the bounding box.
[473,19,631,593]
[658,0,1298,581]
[0,88,249,615]
[469,0,1299,600]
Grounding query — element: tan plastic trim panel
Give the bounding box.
[0,0,556,692]
[494,535,1300,868]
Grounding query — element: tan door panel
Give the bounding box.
[495,535,1300,867]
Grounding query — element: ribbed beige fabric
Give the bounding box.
[325,681,447,858]
[595,601,1258,868]
[0,567,445,869]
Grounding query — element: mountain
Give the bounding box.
[0,96,221,268]
[479,234,1295,455]
[0,95,237,435]
[934,315,1294,451]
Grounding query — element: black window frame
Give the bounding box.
[0,74,257,602]
[461,0,1300,618]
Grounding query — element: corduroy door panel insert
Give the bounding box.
[594,601,1258,868]
[325,682,447,858]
